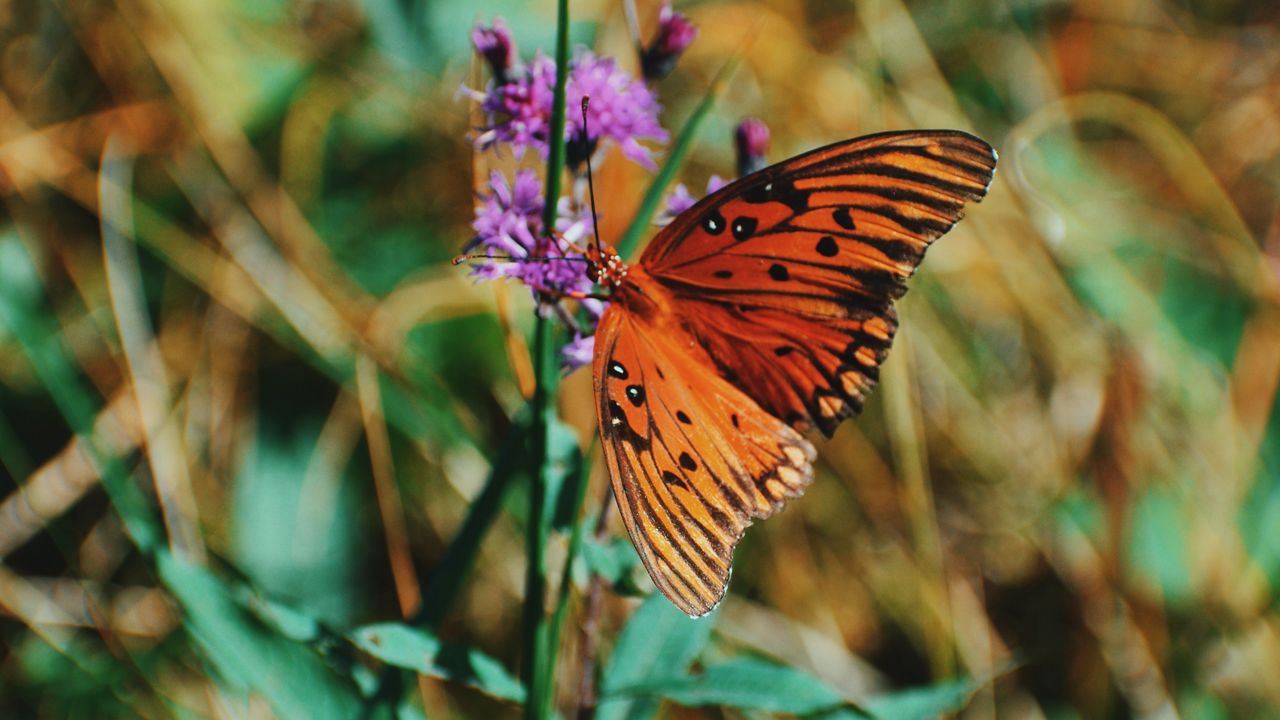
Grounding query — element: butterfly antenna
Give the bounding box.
[581,97,604,257]
[452,253,587,266]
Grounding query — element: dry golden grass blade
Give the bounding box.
[112,0,376,325]
[0,101,173,177]
[946,569,1013,720]
[356,353,421,617]
[0,90,306,364]
[853,0,973,129]
[166,150,357,365]
[279,74,349,210]
[880,332,954,677]
[1010,91,1262,291]
[367,271,492,361]
[1043,518,1179,718]
[718,597,886,700]
[291,391,363,565]
[0,388,140,559]
[100,136,206,564]
[0,575,177,639]
[0,564,79,653]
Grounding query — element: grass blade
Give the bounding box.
[615,57,740,259]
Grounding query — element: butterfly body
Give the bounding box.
[590,130,998,616]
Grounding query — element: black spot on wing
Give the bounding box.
[732,217,758,241]
[661,470,688,489]
[703,209,726,235]
[679,452,698,472]
[626,384,645,407]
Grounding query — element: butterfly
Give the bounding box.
[584,130,997,617]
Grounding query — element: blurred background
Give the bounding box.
[2,0,1279,717]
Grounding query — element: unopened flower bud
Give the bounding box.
[735,117,770,176]
[641,4,697,82]
[472,18,517,83]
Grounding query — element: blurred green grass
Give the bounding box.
[2,0,1280,717]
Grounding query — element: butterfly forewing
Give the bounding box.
[638,130,996,436]
[641,130,997,276]
[591,129,996,613]
[593,305,816,617]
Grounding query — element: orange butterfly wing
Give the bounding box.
[592,302,815,617]
[593,130,996,615]
[640,130,997,435]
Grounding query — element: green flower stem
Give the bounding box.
[523,313,558,720]
[544,436,594,711]
[525,2,571,718]
[541,0,571,232]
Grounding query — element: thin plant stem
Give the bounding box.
[542,0,571,231]
[524,2,572,717]
[523,313,556,719]
[575,484,616,719]
[545,447,594,715]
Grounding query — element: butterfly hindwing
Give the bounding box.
[592,305,816,617]
[679,304,898,437]
[640,130,996,435]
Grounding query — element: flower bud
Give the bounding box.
[641,4,697,82]
[472,18,517,83]
[735,117,770,176]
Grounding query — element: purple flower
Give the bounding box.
[641,4,698,81]
[658,175,726,225]
[472,18,517,83]
[470,23,668,171]
[464,18,684,375]
[567,50,668,170]
[476,52,559,160]
[735,118,770,176]
[466,169,593,298]
[561,332,596,370]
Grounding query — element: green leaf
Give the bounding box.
[0,231,160,554]
[350,623,525,703]
[577,533,641,586]
[598,593,716,720]
[1126,483,1194,606]
[242,591,323,644]
[231,420,362,627]
[157,551,362,719]
[1158,254,1250,368]
[618,658,848,715]
[863,676,981,720]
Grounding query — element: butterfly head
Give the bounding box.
[585,242,629,290]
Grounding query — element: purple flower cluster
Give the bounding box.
[464,8,700,369]
[566,51,668,169]
[472,48,668,170]
[463,169,593,295]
